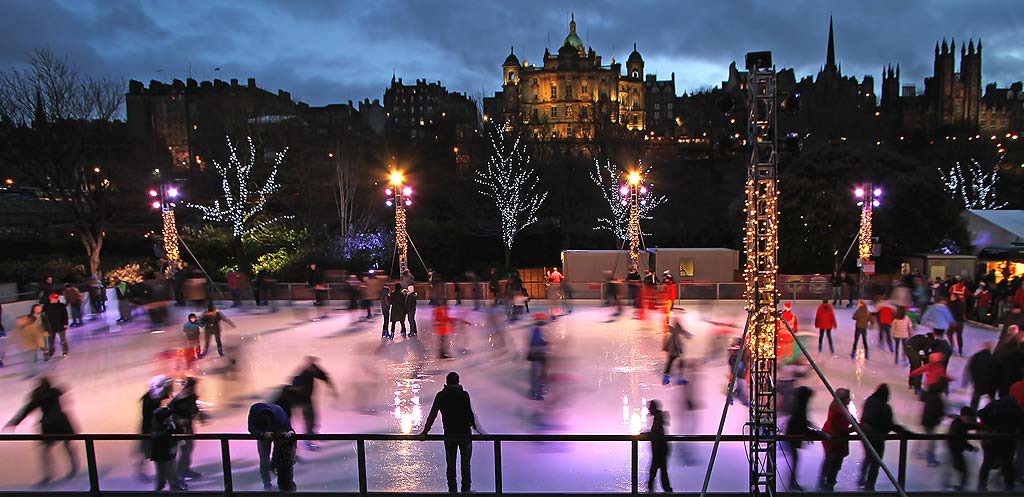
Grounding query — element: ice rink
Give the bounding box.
[0,298,1006,493]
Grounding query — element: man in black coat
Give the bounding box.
[6,377,78,485]
[966,342,998,411]
[43,293,69,358]
[406,286,419,336]
[289,357,336,450]
[419,372,484,493]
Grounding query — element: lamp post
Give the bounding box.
[854,184,882,297]
[148,175,181,263]
[386,171,412,275]
[620,170,649,272]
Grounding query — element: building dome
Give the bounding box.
[628,43,643,63]
[503,47,520,67]
[563,13,584,51]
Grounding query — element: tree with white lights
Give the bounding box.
[189,135,289,239]
[476,123,548,265]
[937,158,1007,210]
[590,159,666,240]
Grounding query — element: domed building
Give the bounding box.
[483,14,648,140]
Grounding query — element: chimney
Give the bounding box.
[247,78,256,88]
[230,78,239,87]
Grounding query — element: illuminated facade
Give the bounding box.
[484,15,647,140]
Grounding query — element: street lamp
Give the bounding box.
[385,170,412,275]
[620,169,649,272]
[149,180,182,262]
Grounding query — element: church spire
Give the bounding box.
[825,16,837,72]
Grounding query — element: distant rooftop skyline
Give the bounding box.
[1,1,1022,106]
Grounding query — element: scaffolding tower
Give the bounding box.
[743,51,779,497]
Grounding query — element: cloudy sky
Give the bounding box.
[2,0,1022,107]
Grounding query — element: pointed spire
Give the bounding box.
[977,38,982,52]
[968,38,974,54]
[825,16,837,71]
[961,40,966,56]
[633,42,637,51]
[569,12,576,35]
[942,38,948,54]
[935,41,940,55]
[511,45,514,55]
[896,64,900,77]
[951,37,956,56]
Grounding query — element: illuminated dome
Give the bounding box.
[563,13,584,51]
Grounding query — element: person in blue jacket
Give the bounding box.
[247,402,296,492]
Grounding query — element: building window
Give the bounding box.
[581,106,589,119]
[566,86,573,99]
[582,84,588,96]
[533,109,540,122]
[654,112,660,120]
[632,115,638,125]
[631,70,639,78]
[654,103,660,111]
[551,106,557,117]
[508,71,515,82]
[550,84,557,99]
[567,105,573,117]
[667,103,673,111]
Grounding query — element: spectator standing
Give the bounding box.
[419,372,484,493]
[850,300,872,360]
[247,402,296,492]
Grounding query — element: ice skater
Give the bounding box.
[783,386,820,491]
[850,300,872,359]
[946,406,978,491]
[661,313,692,385]
[857,384,910,490]
[527,314,549,400]
[149,407,186,491]
[168,377,205,481]
[642,399,672,493]
[406,286,419,336]
[199,303,235,358]
[818,388,854,492]
[814,299,837,354]
[389,283,408,339]
[289,356,338,450]
[4,377,79,486]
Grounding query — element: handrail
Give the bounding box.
[0,431,1019,496]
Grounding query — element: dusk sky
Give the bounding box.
[2,0,1022,107]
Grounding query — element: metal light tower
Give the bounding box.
[619,171,649,272]
[855,184,882,296]
[742,51,779,497]
[385,171,412,275]
[149,176,181,262]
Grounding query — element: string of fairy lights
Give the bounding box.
[188,136,289,238]
[475,122,548,251]
[591,159,665,240]
[161,208,180,262]
[385,171,412,274]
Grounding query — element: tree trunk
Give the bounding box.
[504,244,512,270]
[82,234,103,279]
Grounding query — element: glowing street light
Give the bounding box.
[621,170,650,272]
[148,181,182,262]
[386,170,412,275]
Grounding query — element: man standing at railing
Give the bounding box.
[419,371,484,493]
[248,402,296,492]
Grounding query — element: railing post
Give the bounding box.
[84,437,100,497]
[898,438,908,488]
[357,438,368,495]
[287,283,293,304]
[221,438,234,495]
[631,438,638,496]
[493,439,503,495]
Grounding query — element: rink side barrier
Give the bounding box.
[0,432,1019,497]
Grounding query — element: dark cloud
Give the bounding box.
[1,0,1021,106]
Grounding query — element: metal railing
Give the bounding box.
[0,432,1018,496]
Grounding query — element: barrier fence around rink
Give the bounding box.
[0,432,1019,497]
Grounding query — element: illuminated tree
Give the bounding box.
[938,158,1007,210]
[188,135,289,239]
[475,123,548,265]
[590,159,665,240]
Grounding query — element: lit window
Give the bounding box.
[550,84,557,99]
[551,106,557,117]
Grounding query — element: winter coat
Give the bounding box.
[779,310,798,333]
[63,287,83,306]
[248,402,293,437]
[662,323,687,356]
[527,326,548,362]
[911,355,954,390]
[200,310,234,332]
[168,389,201,429]
[947,416,976,454]
[149,416,179,462]
[891,316,913,339]
[965,349,997,396]
[389,289,407,322]
[42,302,68,332]
[876,303,895,326]
[292,363,330,402]
[814,303,837,330]
[14,314,47,350]
[183,321,201,342]
[920,303,955,330]
[406,291,418,316]
[422,384,478,435]
[9,384,75,435]
[852,306,872,329]
[821,402,856,457]
[860,385,906,435]
[115,281,131,301]
[141,391,166,434]
[1010,379,1024,410]
[994,342,1024,396]
[432,306,452,336]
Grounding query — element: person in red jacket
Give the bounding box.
[818,388,856,492]
[433,305,453,359]
[910,352,954,391]
[875,300,895,353]
[814,299,837,354]
[777,302,797,361]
